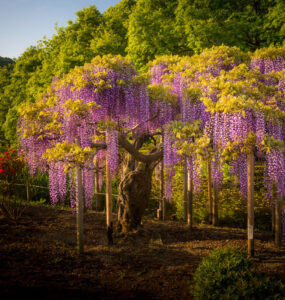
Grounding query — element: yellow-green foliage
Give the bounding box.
[261,134,285,153]
[182,84,202,103]
[18,55,136,142]
[63,98,99,117]
[18,92,63,139]
[148,83,178,105]
[148,55,181,69]
[200,64,282,116]
[43,141,96,170]
[167,45,249,80]
[251,46,285,60]
[55,55,135,93]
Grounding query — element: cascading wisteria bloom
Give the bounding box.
[48,162,66,206]
[148,58,181,200]
[106,129,119,179]
[163,128,180,200]
[82,167,94,209]
[20,55,154,208]
[148,47,252,198]
[251,47,285,240]
[188,156,202,193]
[20,48,285,241]
[68,169,76,210]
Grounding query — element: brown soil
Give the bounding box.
[0,205,284,299]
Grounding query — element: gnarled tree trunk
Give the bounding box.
[117,162,155,232]
[117,134,162,232]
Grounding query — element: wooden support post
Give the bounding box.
[247,152,254,257]
[26,180,30,202]
[275,199,282,249]
[157,160,164,220]
[271,186,276,235]
[184,160,188,222]
[207,159,213,225]
[94,160,100,211]
[160,134,166,221]
[272,205,276,235]
[106,156,113,245]
[212,183,218,226]
[187,163,193,228]
[75,138,84,255]
[162,197,166,221]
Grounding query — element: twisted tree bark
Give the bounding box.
[117,134,162,232]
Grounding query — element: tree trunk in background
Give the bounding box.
[247,152,254,257]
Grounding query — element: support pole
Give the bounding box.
[157,161,164,220]
[275,199,282,249]
[184,160,188,222]
[106,155,113,245]
[187,161,193,228]
[26,180,30,202]
[272,205,276,235]
[94,160,100,211]
[247,152,254,257]
[207,159,213,225]
[75,137,84,255]
[158,133,166,221]
[271,186,276,235]
[212,183,218,226]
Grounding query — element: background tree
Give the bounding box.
[91,0,136,57]
[175,0,277,53]
[0,66,12,149]
[263,0,285,47]
[1,46,44,147]
[0,57,15,68]
[127,0,191,69]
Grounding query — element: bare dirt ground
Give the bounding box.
[0,205,284,299]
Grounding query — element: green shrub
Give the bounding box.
[192,248,284,300]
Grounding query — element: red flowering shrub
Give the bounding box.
[0,148,25,180]
[0,148,27,222]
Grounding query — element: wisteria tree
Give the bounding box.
[158,46,250,227]
[164,46,285,255]
[19,55,179,244]
[19,46,285,256]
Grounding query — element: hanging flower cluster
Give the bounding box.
[19,47,285,242]
[19,55,152,207]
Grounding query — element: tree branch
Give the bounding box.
[90,142,107,150]
[126,113,159,134]
[118,134,162,163]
